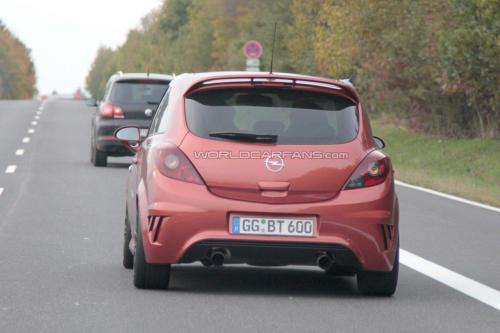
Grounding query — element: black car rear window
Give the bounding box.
[185,88,358,144]
[110,80,169,104]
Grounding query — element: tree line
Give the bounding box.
[86,0,499,138]
[0,20,37,99]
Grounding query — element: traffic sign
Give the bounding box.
[243,40,263,59]
[246,58,260,72]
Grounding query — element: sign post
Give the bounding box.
[243,40,263,72]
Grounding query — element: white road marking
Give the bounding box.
[34,116,40,120]
[28,128,35,134]
[395,180,500,213]
[22,137,30,143]
[5,165,17,174]
[31,121,38,126]
[15,149,24,156]
[0,188,3,196]
[401,249,500,311]
[36,111,42,115]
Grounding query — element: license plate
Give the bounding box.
[140,128,149,137]
[230,215,315,237]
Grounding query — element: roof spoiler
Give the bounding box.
[188,74,359,101]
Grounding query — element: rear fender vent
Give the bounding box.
[380,224,395,250]
[147,216,167,243]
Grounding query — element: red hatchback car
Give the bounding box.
[115,72,399,296]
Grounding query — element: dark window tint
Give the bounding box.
[150,87,171,135]
[110,80,169,104]
[185,88,358,144]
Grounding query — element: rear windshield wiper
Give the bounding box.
[209,132,278,143]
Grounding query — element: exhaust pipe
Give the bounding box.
[201,257,213,267]
[317,253,334,270]
[210,250,225,267]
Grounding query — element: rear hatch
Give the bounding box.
[180,85,365,204]
[110,79,170,119]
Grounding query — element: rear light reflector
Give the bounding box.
[155,144,204,185]
[99,103,124,118]
[344,151,390,190]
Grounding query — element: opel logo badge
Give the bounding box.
[264,156,284,173]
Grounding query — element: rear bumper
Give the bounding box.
[138,172,399,272]
[94,118,151,155]
[181,240,361,268]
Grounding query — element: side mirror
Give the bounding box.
[86,98,98,107]
[114,126,141,152]
[373,136,385,149]
[144,108,153,117]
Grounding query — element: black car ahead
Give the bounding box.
[89,72,172,167]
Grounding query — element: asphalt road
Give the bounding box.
[0,99,499,332]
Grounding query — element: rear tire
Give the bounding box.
[90,144,95,163]
[133,215,170,289]
[357,244,399,296]
[123,211,134,269]
[92,146,107,167]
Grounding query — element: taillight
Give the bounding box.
[344,151,390,190]
[155,144,204,185]
[99,103,124,118]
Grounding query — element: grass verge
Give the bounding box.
[371,120,500,207]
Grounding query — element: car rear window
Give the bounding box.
[110,80,169,104]
[185,88,358,144]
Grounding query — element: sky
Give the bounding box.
[0,0,161,94]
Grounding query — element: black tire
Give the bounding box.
[123,211,134,269]
[90,131,95,163]
[357,244,399,296]
[133,215,170,289]
[90,143,95,163]
[92,146,107,167]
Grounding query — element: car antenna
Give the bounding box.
[269,22,277,74]
[147,42,152,77]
